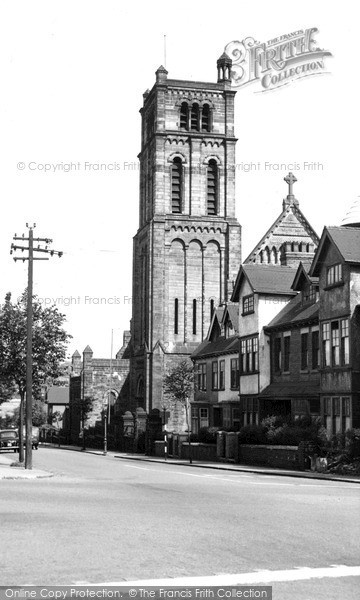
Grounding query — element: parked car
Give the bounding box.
[22,426,40,450]
[0,429,19,452]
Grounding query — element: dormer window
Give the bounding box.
[302,284,319,304]
[326,263,343,286]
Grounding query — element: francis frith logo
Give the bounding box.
[225,28,332,92]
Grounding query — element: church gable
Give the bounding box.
[245,173,319,267]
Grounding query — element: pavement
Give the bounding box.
[1,443,359,483]
[0,451,53,479]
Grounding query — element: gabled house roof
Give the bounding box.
[231,264,298,302]
[310,226,360,276]
[222,303,239,334]
[191,335,239,360]
[291,262,318,291]
[265,292,319,331]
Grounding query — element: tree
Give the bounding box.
[163,359,194,463]
[0,291,71,461]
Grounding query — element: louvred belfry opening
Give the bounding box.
[207,160,218,215]
[171,157,182,213]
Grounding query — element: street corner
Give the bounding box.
[0,462,54,480]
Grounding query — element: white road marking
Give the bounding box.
[78,564,360,586]
[122,463,359,489]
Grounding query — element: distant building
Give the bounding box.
[68,332,130,444]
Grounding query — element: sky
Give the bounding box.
[0,0,358,358]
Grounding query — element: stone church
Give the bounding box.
[128,55,242,425]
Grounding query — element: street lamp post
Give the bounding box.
[103,328,121,456]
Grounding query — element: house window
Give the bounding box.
[191,406,198,434]
[274,337,282,372]
[230,358,239,389]
[199,407,209,428]
[302,284,318,304]
[341,318,349,364]
[207,160,218,215]
[219,360,225,390]
[197,363,207,391]
[284,335,291,372]
[241,397,259,425]
[212,361,218,390]
[174,298,179,334]
[312,330,320,369]
[331,322,340,366]
[171,157,183,213]
[232,408,241,431]
[240,337,258,373]
[190,103,199,131]
[223,405,231,428]
[293,399,308,419]
[322,323,331,367]
[242,294,254,315]
[301,332,309,370]
[322,318,349,367]
[201,104,211,132]
[180,102,189,130]
[326,263,343,286]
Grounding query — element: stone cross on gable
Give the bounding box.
[284,172,297,197]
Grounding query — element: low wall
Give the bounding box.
[154,441,166,457]
[181,443,217,461]
[238,444,299,470]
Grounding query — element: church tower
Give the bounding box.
[129,56,241,418]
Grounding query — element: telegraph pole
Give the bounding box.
[11,224,63,469]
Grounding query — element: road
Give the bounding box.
[0,447,359,599]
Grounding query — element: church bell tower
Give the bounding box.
[130,55,241,417]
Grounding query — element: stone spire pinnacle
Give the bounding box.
[283,172,299,210]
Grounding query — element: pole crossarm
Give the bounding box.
[10,224,63,470]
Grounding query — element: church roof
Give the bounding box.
[244,173,319,264]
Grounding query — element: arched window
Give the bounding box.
[171,157,183,213]
[136,377,144,398]
[174,298,179,334]
[180,102,189,130]
[207,160,218,215]
[191,103,199,131]
[202,104,210,132]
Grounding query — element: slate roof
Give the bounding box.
[191,335,239,359]
[326,226,360,263]
[232,264,298,301]
[223,303,239,333]
[310,226,360,276]
[260,380,319,398]
[266,292,319,330]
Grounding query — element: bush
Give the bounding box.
[238,424,267,445]
[198,427,219,444]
